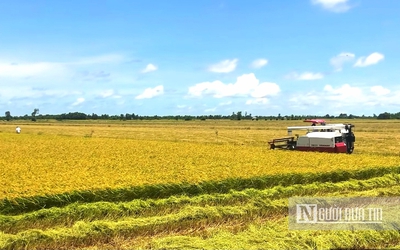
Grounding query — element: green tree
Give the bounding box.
[31,108,39,121]
[5,111,11,121]
[91,113,99,120]
[377,112,391,119]
[237,111,242,120]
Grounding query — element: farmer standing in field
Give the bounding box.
[16,126,21,134]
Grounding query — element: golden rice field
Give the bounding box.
[0,118,400,249]
[0,119,399,200]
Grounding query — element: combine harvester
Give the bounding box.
[268,119,355,154]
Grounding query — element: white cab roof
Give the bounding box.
[301,131,342,138]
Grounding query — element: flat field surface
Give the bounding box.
[0,119,400,249]
[1,119,399,199]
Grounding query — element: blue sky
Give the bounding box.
[1,0,399,117]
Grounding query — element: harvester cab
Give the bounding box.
[268,119,355,154]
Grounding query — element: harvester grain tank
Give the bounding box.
[268,119,355,154]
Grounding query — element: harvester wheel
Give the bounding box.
[270,144,276,150]
[347,147,354,154]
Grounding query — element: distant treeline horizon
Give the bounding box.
[2,110,400,121]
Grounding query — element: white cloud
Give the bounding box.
[141,63,158,73]
[0,86,78,101]
[187,73,280,98]
[71,97,85,106]
[219,101,232,106]
[330,52,355,71]
[0,62,64,78]
[251,82,281,98]
[98,89,121,98]
[311,0,351,12]
[76,54,125,65]
[0,54,127,80]
[354,52,384,67]
[208,59,238,73]
[323,84,364,101]
[251,59,268,69]
[99,89,114,98]
[289,93,321,108]
[289,84,361,110]
[370,86,390,96]
[135,85,164,99]
[288,84,400,113]
[204,107,217,112]
[286,72,324,80]
[246,98,269,105]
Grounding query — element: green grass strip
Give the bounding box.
[0,203,281,250]
[1,173,400,234]
[2,185,400,250]
[3,190,400,250]
[149,217,400,250]
[1,165,400,215]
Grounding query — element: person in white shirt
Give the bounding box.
[16,126,21,134]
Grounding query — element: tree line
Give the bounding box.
[3,110,400,121]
